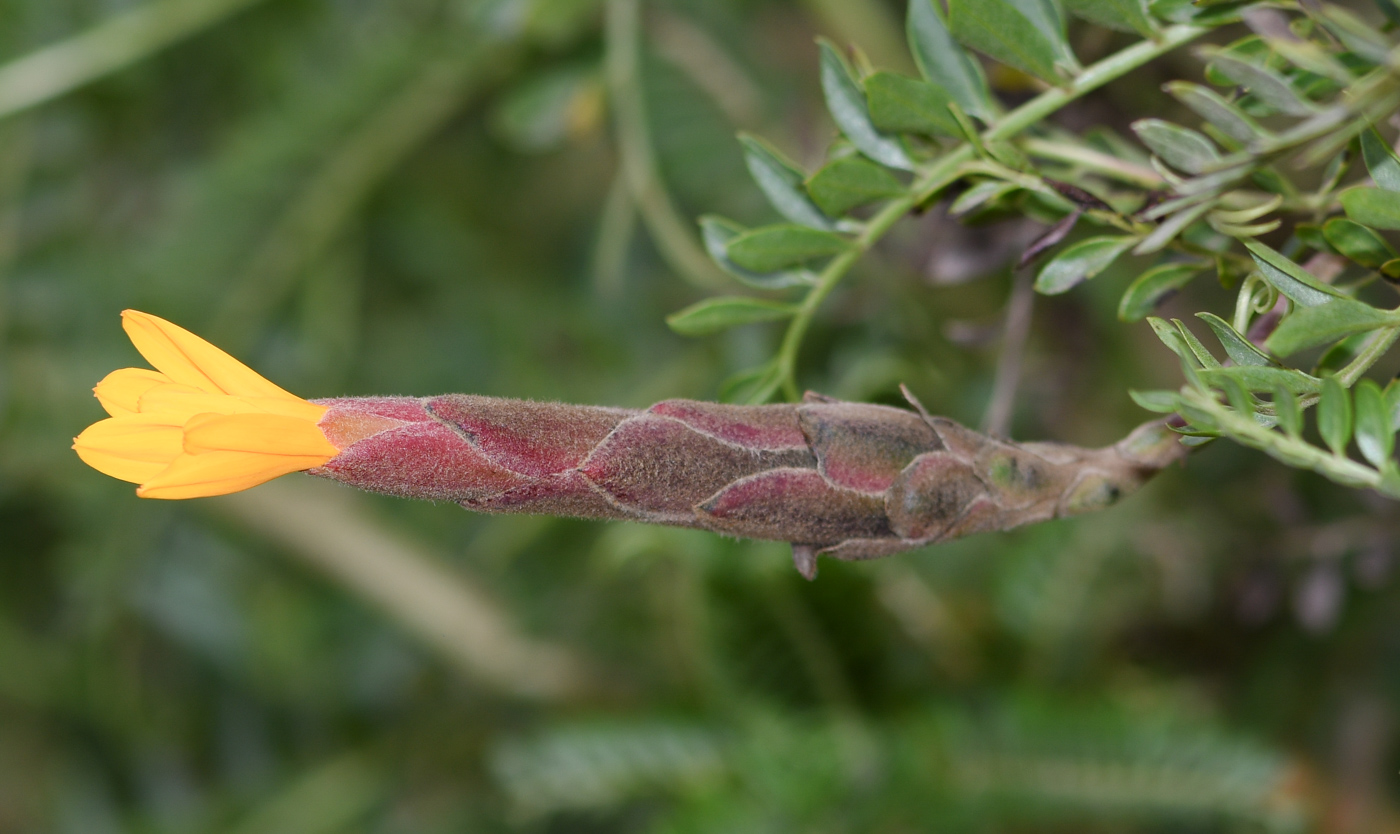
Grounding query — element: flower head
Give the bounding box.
[73,311,339,499]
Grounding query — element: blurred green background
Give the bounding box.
[3,0,1400,830]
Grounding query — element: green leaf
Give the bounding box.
[1354,379,1393,467]
[1361,129,1400,192]
[1196,312,1272,367]
[1273,383,1302,438]
[700,216,817,290]
[1296,223,1336,255]
[1035,236,1137,295]
[666,296,798,336]
[1064,0,1154,36]
[1316,332,1373,376]
[720,360,784,404]
[1173,318,1223,370]
[1215,374,1252,416]
[1341,186,1400,231]
[865,71,959,137]
[1163,82,1268,147]
[725,223,851,273]
[949,180,1018,215]
[1322,218,1396,270]
[906,0,997,120]
[738,135,833,231]
[1317,6,1392,65]
[1245,240,1345,308]
[1204,52,1315,116]
[805,157,905,217]
[1266,297,1398,356]
[947,0,1063,83]
[818,41,914,171]
[1006,0,1076,67]
[1129,389,1179,413]
[1201,366,1321,395]
[1318,376,1353,456]
[1385,378,1400,433]
[1117,262,1204,322]
[1147,316,1196,365]
[1131,119,1221,174]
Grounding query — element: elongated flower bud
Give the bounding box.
[76,313,1188,577]
[312,391,1188,578]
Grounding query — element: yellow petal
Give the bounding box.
[72,416,185,483]
[181,412,339,458]
[136,450,330,499]
[138,384,258,420]
[121,310,298,399]
[94,368,169,417]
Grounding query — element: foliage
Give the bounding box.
[6,0,1400,832]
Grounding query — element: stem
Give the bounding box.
[982,269,1036,436]
[771,23,1210,398]
[1338,326,1400,387]
[606,0,729,290]
[0,0,271,122]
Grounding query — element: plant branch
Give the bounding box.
[770,23,1210,400]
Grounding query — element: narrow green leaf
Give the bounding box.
[806,157,905,217]
[818,41,914,171]
[1266,297,1398,356]
[1133,201,1212,255]
[1204,52,1315,116]
[1341,186,1400,231]
[1216,374,1252,416]
[1322,218,1396,270]
[1006,0,1077,68]
[1064,0,1154,36]
[947,0,1062,83]
[906,0,996,120]
[1317,6,1392,65]
[1196,312,1272,367]
[1316,332,1373,377]
[1147,316,1195,365]
[1384,378,1400,433]
[666,296,798,336]
[1118,262,1204,321]
[949,180,1018,216]
[1245,240,1345,308]
[1296,223,1337,255]
[1273,383,1302,438]
[865,71,959,137]
[1361,129,1400,192]
[1318,376,1353,456]
[1173,318,1223,370]
[1202,366,1321,395]
[1354,379,1393,466]
[720,361,784,404]
[1034,236,1137,295]
[1163,81,1268,147]
[700,216,816,290]
[738,135,833,231]
[1129,389,1179,413]
[725,223,851,273]
[1132,119,1221,174]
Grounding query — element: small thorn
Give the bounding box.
[791,544,818,580]
[802,390,840,404]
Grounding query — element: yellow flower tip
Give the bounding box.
[76,311,341,499]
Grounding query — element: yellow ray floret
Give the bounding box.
[73,310,339,499]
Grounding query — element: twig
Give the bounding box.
[605,0,729,291]
[0,0,270,122]
[982,269,1036,437]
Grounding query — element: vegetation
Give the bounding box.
[5,0,1400,830]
